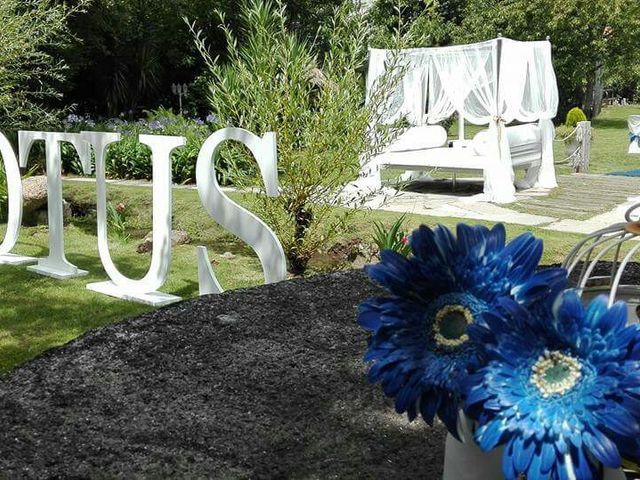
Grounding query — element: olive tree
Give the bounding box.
[191,0,403,274]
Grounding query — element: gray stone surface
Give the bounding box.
[21,175,48,213]
[137,229,191,254]
[0,270,446,479]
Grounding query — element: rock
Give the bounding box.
[22,176,48,213]
[215,313,239,325]
[220,251,236,259]
[309,239,378,272]
[23,199,73,227]
[0,270,446,477]
[137,230,191,254]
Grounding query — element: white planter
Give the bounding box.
[443,433,626,480]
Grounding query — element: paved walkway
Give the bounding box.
[368,174,640,234]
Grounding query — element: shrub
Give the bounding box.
[191,0,403,274]
[565,107,587,127]
[60,109,215,184]
[105,133,153,180]
[555,124,577,144]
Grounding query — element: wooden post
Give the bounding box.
[576,121,591,173]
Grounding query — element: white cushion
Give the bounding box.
[472,130,490,156]
[387,125,448,153]
[472,124,541,156]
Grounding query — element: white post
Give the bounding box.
[458,111,465,141]
[85,132,186,306]
[18,131,92,279]
[195,127,286,295]
[0,133,36,265]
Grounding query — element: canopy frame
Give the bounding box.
[363,37,559,203]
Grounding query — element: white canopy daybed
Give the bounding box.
[360,38,560,204]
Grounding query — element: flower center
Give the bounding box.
[530,350,582,398]
[432,304,473,349]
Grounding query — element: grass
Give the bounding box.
[2,105,639,374]
[582,104,640,174]
[0,179,589,374]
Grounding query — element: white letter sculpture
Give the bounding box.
[85,132,186,306]
[18,132,92,278]
[0,133,36,265]
[196,127,286,295]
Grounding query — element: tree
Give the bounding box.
[367,0,450,48]
[453,0,640,118]
[60,0,347,116]
[0,0,85,131]
[61,0,234,116]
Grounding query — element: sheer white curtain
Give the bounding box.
[501,40,558,188]
[430,40,516,203]
[366,49,429,125]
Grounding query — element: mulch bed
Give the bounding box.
[0,270,446,479]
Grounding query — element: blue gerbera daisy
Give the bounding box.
[464,291,640,480]
[358,223,566,437]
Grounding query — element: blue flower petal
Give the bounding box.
[477,418,507,451]
[583,428,622,468]
[486,223,506,254]
[597,301,627,334]
[513,436,535,473]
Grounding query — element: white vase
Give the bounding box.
[443,432,503,479]
[442,426,626,480]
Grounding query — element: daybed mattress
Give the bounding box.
[377,147,487,171]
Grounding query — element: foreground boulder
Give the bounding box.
[22,175,48,213]
[21,175,73,226]
[0,270,445,478]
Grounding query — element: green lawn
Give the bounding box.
[0,180,589,374]
[584,104,640,174]
[3,106,637,374]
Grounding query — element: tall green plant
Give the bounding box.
[191,0,402,274]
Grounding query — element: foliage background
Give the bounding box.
[0,0,86,132]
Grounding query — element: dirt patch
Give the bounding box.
[0,270,446,479]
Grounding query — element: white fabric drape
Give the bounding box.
[426,41,515,202]
[365,38,560,203]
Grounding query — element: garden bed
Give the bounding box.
[0,270,446,478]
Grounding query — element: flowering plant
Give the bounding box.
[359,223,640,479]
[372,214,412,257]
[465,291,640,480]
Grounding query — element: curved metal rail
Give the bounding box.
[563,222,640,319]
